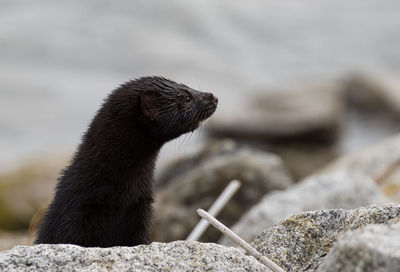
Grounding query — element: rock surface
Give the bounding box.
[326,135,400,201]
[267,142,339,180]
[252,204,400,272]
[221,135,400,245]
[318,223,400,272]
[220,171,388,246]
[205,84,345,180]
[154,139,293,242]
[0,241,269,272]
[157,139,239,187]
[326,135,400,179]
[346,72,400,116]
[207,83,344,143]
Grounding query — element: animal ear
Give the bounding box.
[141,90,160,120]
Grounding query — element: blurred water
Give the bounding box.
[1,0,400,170]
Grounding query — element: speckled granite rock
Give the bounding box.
[154,139,293,242]
[219,171,388,246]
[251,204,400,272]
[0,241,269,272]
[317,223,400,272]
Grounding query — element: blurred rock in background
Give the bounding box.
[0,156,68,230]
[0,156,68,249]
[153,139,293,242]
[208,83,345,143]
[325,134,400,202]
[207,75,400,180]
[346,72,400,116]
[208,82,344,179]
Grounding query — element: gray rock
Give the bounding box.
[207,83,344,143]
[345,72,400,116]
[326,135,400,180]
[340,72,400,156]
[219,171,388,246]
[251,204,400,272]
[267,142,339,180]
[154,139,293,242]
[325,134,400,201]
[157,139,240,187]
[206,84,345,179]
[0,241,269,272]
[221,135,400,246]
[318,223,400,272]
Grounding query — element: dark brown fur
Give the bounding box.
[35,76,218,247]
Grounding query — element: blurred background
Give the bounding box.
[1,0,400,250]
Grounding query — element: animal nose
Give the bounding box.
[207,93,218,105]
[212,95,218,105]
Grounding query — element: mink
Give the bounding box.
[35,76,218,247]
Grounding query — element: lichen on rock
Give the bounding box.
[251,204,400,272]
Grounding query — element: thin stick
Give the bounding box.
[186,180,241,241]
[197,209,286,272]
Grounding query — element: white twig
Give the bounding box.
[197,209,286,272]
[186,180,241,241]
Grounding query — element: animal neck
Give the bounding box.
[62,116,163,205]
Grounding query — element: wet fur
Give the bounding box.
[35,76,217,247]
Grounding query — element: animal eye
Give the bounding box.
[184,95,191,102]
